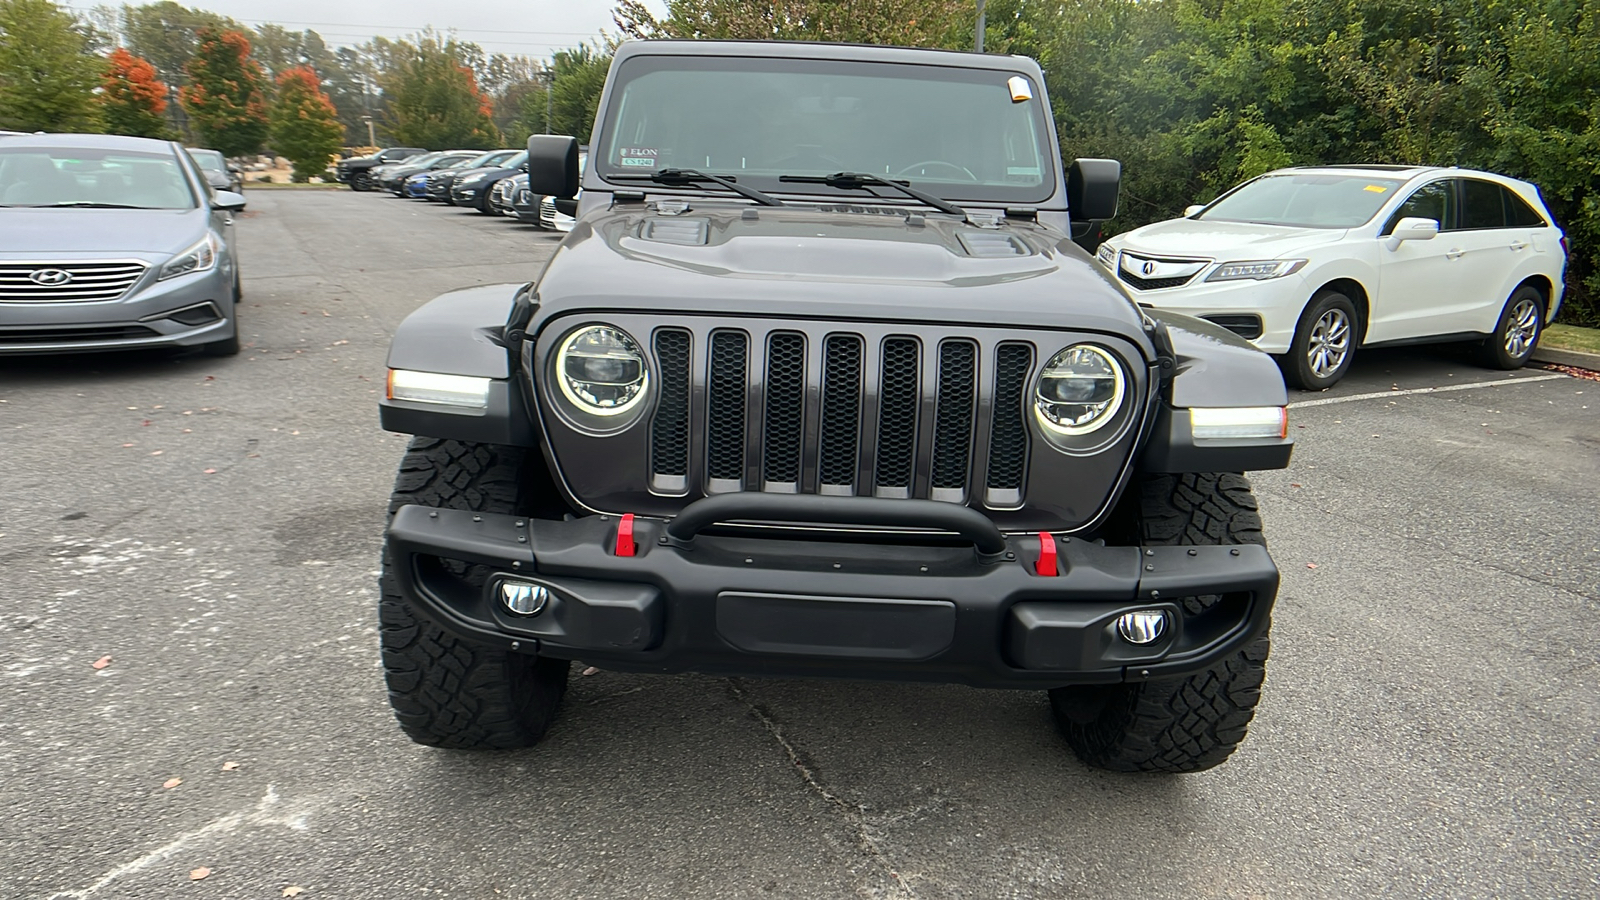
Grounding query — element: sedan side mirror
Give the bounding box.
[1184,204,1206,218]
[527,134,580,199]
[1386,216,1439,249]
[212,190,246,212]
[1067,158,1121,222]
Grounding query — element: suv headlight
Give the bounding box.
[556,325,649,416]
[1035,344,1126,437]
[1205,259,1306,282]
[159,233,218,281]
[1096,243,1116,269]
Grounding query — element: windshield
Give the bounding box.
[1199,173,1404,228]
[0,148,197,209]
[464,150,512,168]
[596,56,1055,204]
[187,149,226,173]
[398,152,446,168]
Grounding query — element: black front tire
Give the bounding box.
[1477,283,1544,370]
[1050,473,1271,773]
[350,171,372,191]
[379,437,570,749]
[1281,289,1358,390]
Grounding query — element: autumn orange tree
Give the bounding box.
[270,66,344,181]
[101,48,171,138]
[180,28,269,157]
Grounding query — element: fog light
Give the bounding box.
[1116,610,1168,645]
[499,580,550,617]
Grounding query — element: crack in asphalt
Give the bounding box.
[725,678,919,899]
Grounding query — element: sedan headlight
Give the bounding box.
[1205,259,1307,282]
[1035,344,1125,436]
[159,233,218,281]
[556,325,649,416]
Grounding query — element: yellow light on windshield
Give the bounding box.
[1007,76,1034,103]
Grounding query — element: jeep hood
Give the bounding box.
[531,205,1149,339]
[1114,217,1344,258]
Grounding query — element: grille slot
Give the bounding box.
[875,338,921,492]
[0,324,160,344]
[817,335,863,489]
[931,340,978,495]
[762,332,806,486]
[1117,270,1195,291]
[650,329,691,487]
[0,262,148,303]
[706,331,749,485]
[985,343,1033,499]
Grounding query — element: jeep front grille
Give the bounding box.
[647,326,1033,504]
[0,261,148,303]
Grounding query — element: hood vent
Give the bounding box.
[956,231,1029,258]
[817,204,908,216]
[641,218,710,246]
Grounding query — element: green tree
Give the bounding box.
[0,0,105,132]
[180,27,269,157]
[613,0,974,47]
[122,1,240,84]
[101,46,171,138]
[270,65,344,181]
[382,34,499,149]
[546,44,611,139]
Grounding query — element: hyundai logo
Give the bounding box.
[29,268,73,286]
[1141,260,1157,276]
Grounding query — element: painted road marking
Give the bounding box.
[1290,374,1567,409]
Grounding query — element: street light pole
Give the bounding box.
[361,115,376,148]
[975,0,987,53]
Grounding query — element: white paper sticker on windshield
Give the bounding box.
[1007,76,1034,102]
[620,147,658,168]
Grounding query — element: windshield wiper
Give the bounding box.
[611,168,785,207]
[23,202,152,209]
[777,172,965,217]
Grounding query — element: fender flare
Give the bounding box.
[379,282,539,446]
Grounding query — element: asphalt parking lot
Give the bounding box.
[2,189,1596,900]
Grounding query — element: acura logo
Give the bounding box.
[29,268,72,286]
[1141,260,1157,276]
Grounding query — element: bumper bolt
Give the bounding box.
[1231,548,1241,556]
[1188,548,1198,556]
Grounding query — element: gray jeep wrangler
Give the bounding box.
[378,40,1293,772]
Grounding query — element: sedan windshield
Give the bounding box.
[0,148,196,209]
[595,56,1056,204]
[1198,173,1404,228]
[188,148,226,173]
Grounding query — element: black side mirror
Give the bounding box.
[527,134,580,199]
[1067,158,1121,222]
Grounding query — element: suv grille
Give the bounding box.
[0,262,148,303]
[647,326,1034,503]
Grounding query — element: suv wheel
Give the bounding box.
[379,437,570,749]
[1477,283,1543,370]
[1282,289,1357,390]
[1049,473,1271,773]
[350,171,372,191]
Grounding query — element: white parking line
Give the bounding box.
[1289,373,1567,408]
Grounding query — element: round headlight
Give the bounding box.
[556,325,649,416]
[1035,344,1125,435]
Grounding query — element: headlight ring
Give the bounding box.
[554,324,650,419]
[1033,344,1129,450]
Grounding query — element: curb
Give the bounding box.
[1532,345,1600,371]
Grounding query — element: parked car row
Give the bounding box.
[341,144,588,233]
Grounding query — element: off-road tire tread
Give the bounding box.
[379,437,568,750]
[1052,473,1271,773]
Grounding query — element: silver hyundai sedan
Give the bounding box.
[0,133,245,356]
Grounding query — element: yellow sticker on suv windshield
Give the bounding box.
[1364,185,1388,193]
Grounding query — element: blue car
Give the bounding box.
[0,133,246,356]
[403,172,432,198]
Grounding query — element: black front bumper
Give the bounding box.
[385,502,1278,689]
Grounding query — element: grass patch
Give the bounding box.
[1544,323,1600,354]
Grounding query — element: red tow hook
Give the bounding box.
[614,513,637,557]
[1035,532,1058,576]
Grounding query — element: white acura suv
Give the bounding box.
[1098,166,1567,389]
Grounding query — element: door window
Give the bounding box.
[1460,179,1507,230]
[1382,180,1455,234]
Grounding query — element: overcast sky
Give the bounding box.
[69,0,667,59]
